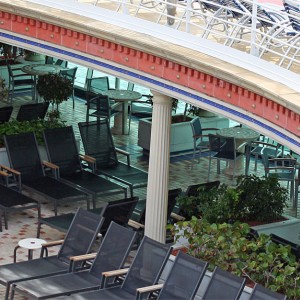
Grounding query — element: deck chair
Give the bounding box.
[10,221,137,300]
[78,119,148,197]
[0,106,13,124]
[16,102,49,121]
[57,236,172,300]
[37,196,138,237]
[137,251,208,300]
[0,169,40,231]
[3,132,90,216]
[0,207,103,300]
[43,126,127,209]
[202,266,246,300]
[249,283,287,300]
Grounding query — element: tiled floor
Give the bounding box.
[0,92,298,299]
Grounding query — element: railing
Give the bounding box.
[77,0,300,74]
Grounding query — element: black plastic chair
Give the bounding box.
[0,207,103,300]
[0,106,13,124]
[10,221,137,300]
[43,126,127,209]
[37,196,139,237]
[4,131,90,216]
[78,119,148,197]
[57,236,172,300]
[137,251,208,300]
[16,102,49,121]
[202,266,246,300]
[59,67,77,109]
[6,63,35,103]
[249,283,287,300]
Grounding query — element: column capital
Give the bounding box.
[150,90,173,105]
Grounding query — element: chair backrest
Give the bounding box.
[202,267,246,300]
[89,221,136,277]
[88,95,111,119]
[16,102,49,121]
[92,197,139,235]
[138,188,182,224]
[0,106,13,124]
[43,126,82,176]
[4,132,45,181]
[55,59,68,68]
[249,283,287,300]
[59,67,77,84]
[86,77,110,95]
[208,134,237,159]
[121,236,172,295]
[127,82,134,91]
[283,0,300,32]
[57,207,104,264]
[190,117,203,138]
[158,251,208,299]
[78,119,119,169]
[185,180,221,197]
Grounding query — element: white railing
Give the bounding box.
[78,0,300,74]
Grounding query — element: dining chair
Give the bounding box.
[207,134,246,180]
[262,152,297,208]
[6,63,35,103]
[190,117,219,167]
[59,67,78,109]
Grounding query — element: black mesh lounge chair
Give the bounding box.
[137,250,208,300]
[43,126,127,209]
[37,196,138,237]
[202,267,246,300]
[0,106,13,124]
[16,102,49,121]
[3,132,90,216]
[0,168,40,231]
[10,221,137,300]
[57,236,172,300]
[249,283,287,300]
[0,207,103,300]
[78,119,148,197]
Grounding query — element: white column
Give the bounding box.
[144,91,173,243]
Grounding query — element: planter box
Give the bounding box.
[137,115,230,153]
[251,215,300,245]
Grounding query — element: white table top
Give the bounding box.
[217,127,260,142]
[18,238,47,250]
[21,64,65,76]
[100,89,142,101]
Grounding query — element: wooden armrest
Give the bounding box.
[0,165,21,176]
[170,212,185,221]
[42,161,59,169]
[102,268,129,278]
[0,170,8,177]
[136,283,163,294]
[115,148,130,157]
[128,219,144,229]
[69,252,97,261]
[80,154,96,163]
[42,239,64,247]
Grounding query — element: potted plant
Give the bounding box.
[37,73,73,120]
[171,218,300,299]
[175,175,300,244]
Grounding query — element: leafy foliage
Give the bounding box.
[177,175,288,223]
[37,73,72,106]
[172,218,300,299]
[0,119,66,146]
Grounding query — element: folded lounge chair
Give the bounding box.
[3,132,90,216]
[0,207,104,300]
[10,221,137,299]
[43,126,127,209]
[78,119,148,197]
[37,196,138,237]
[57,236,172,299]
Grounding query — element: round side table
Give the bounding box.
[13,238,47,263]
